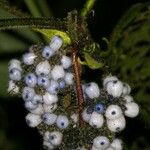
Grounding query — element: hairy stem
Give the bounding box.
[81,0,97,17]
[71,43,84,127]
[0,18,65,30]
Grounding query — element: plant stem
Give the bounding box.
[71,43,84,127]
[81,0,97,17]
[0,18,65,30]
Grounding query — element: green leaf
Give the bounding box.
[35,29,71,46]
[83,52,104,69]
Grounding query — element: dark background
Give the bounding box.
[0,0,149,149]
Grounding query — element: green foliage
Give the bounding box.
[109,3,150,126]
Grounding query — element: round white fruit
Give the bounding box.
[61,55,72,69]
[123,95,133,103]
[26,113,42,127]
[124,102,139,118]
[89,112,104,128]
[111,138,123,150]
[49,35,63,51]
[42,113,57,125]
[106,80,123,97]
[65,73,74,85]
[56,115,69,129]
[122,83,131,96]
[51,65,65,81]
[36,61,51,75]
[82,108,92,123]
[23,53,37,65]
[105,105,123,120]
[93,136,110,149]
[107,116,126,132]
[43,92,58,105]
[85,82,100,99]
[48,131,63,146]
[103,76,118,87]
[43,140,54,150]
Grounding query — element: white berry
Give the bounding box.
[111,138,123,150]
[25,101,38,110]
[9,68,21,81]
[89,112,104,128]
[37,76,50,88]
[49,35,63,51]
[43,141,54,150]
[32,94,43,104]
[93,136,110,149]
[23,52,37,65]
[103,76,118,87]
[8,80,19,94]
[105,105,123,120]
[47,80,59,94]
[124,102,139,118]
[22,87,35,101]
[51,65,65,81]
[42,46,55,59]
[42,113,57,125]
[106,80,123,97]
[91,146,99,150]
[9,59,22,71]
[85,82,100,99]
[107,116,126,132]
[123,95,133,103]
[61,55,72,69]
[106,147,115,150]
[48,131,63,146]
[43,92,58,105]
[36,61,51,75]
[82,108,92,123]
[122,83,131,95]
[65,73,74,85]
[25,113,42,127]
[25,73,37,88]
[56,115,69,129]
[29,104,44,115]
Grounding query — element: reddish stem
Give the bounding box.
[71,43,84,127]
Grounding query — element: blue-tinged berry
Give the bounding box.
[9,68,21,81]
[47,80,59,94]
[37,76,50,88]
[42,46,55,59]
[94,103,105,114]
[49,35,63,52]
[61,55,72,69]
[25,73,37,88]
[42,113,57,125]
[56,115,69,129]
[58,80,66,89]
[22,87,35,101]
[93,136,110,149]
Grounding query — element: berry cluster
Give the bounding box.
[8,35,139,150]
[81,76,139,149]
